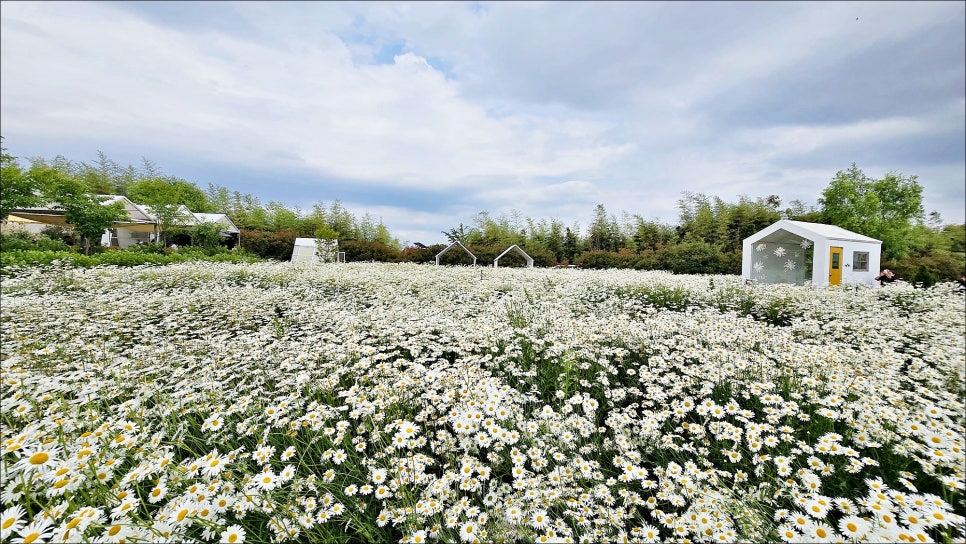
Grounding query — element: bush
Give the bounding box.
[912,265,935,289]
[0,247,261,275]
[885,252,965,283]
[656,241,724,274]
[239,229,299,260]
[341,240,400,262]
[398,245,445,264]
[125,242,167,255]
[0,231,71,252]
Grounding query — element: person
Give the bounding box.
[874,268,897,285]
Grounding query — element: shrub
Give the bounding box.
[341,240,400,262]
[398,245,445,264]
[239,229,299,260]
[885,252,965,283]
[0,231,71,252]
[912,265,935,289]
[656,241,723,274]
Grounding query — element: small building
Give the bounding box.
[742,220,881,286]
[291,238,339,264]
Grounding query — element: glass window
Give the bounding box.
[832,253,840,269]
[853,251,869,272]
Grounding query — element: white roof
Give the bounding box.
[783,220,880,242]
[98,195,155,223]
[194,213,240,234]
[746,219,881,245]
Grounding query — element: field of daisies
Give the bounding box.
[1,261,964,543]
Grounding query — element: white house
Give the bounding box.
[742,220,882,286]
[6,195,240,249]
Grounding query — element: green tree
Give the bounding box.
[128,177,210,212]
[563,227,580,263]
[314,224,338,241]
[819,163,924,260]
[40,170,127,254]
[191,221,226,251]
[588,204,622,252]
[546,219,564,263]
[327,200,354,239]
[1,138,42,221]
[265,201,300,232]
[443,223,470,244]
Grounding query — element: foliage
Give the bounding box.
[239,229,299,260]
[820,163,924,260]
[192,221,227,251]
[127,176,211,212]
[34,170,128,254]
[0,231,70,252]
[5,141,961,277]
[0,138,42,221]
[656,240,726,274]
[340,240,400,262]
[397,244,445,263]
[912,264,936,289]
[313,224,338,241]
[0,246,258,273]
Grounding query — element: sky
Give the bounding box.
[1,1,964,245]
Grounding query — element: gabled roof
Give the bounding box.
[745,220,881,245]
[136,203,199,226]
[194,213,240,234]
[99,195,157,223]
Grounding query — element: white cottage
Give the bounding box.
[742,220,882,286]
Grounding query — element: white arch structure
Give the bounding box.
[494,244,534,268]
[435,241,477,266]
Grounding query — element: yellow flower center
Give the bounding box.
[29,452,49,465]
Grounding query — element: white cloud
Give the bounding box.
[2,1,963,242]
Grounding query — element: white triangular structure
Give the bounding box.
[742,220,881,286]
[435,241,477,266]
[291,238,338,264]
[494,244,534,268]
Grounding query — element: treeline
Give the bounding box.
[0,144,402,250]
[423,164,963,281]
[2,142,963,280]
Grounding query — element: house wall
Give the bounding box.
[811,240,881,286]
[1,221,46,236]
[744,229,881,287]
[100,228,152,248]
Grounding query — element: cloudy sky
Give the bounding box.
[2,1,963,244]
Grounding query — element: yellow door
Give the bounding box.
[828,246,843,285]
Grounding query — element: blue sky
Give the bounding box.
[2,1,963,245]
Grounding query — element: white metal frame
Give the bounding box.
[493,244,534,268]
[435,241,477,266]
